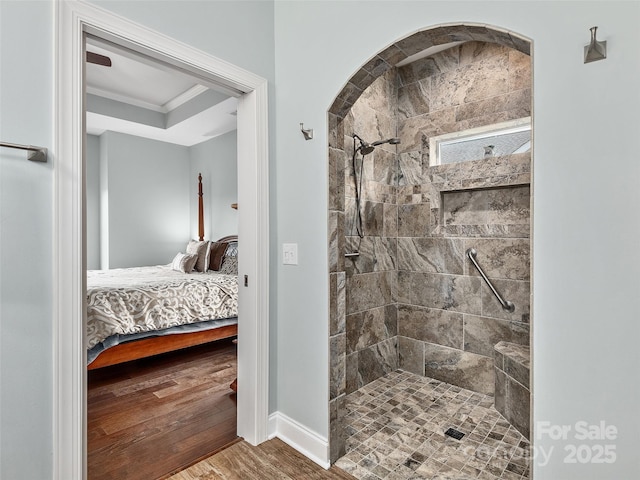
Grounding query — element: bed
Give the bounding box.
[87,174,239,370]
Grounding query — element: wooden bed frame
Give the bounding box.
[88,174,238,370]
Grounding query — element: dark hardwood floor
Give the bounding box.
[88,338,238,480]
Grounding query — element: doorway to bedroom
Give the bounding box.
[83,36,242,479]
[55,2,269,479]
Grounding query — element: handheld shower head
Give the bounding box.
[371,137,401,146]
[353,134,401,155]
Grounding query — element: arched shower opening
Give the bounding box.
[327,24,533,479]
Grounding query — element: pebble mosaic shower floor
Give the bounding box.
[335,371,531,480]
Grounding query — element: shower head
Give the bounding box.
[359,144,375,155]
[353,134,375,155]
[353,134,401,155]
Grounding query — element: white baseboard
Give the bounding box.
[268,412,330,469]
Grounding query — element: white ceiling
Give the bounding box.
[85,40,237,146]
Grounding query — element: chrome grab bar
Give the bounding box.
[466,248,515,313]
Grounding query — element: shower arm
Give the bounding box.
[466,248,515,313]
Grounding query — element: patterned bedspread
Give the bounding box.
[87,265,238,350]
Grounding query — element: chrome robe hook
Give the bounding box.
[300,123,313,140]
[584,26,607,64]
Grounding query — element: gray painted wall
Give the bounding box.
[2,1,639,479]
[100,131,190,268]
[189,131,238,242]
[86,134,101,270]
[86,131,237,269]
[274,1,640,478]
[0,1,274,476]
[0,2,53,478]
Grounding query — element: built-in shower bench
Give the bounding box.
[494,341,530,438]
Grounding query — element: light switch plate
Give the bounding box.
[283,243,298,265]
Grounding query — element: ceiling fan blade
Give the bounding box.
[86,51,112,67]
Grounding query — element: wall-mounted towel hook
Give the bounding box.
[584,26,607,64]
[300,123,314,141]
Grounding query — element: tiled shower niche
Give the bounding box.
[328,27,532,464]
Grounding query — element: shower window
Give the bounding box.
[429,117,531,166]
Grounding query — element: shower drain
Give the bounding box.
[444,427,465,440]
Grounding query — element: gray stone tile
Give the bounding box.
[398,336,425,376]
[330,333,346,399]
[484,185,530,226]
[345,352,359,395]
[346,271,394,315]
[398,237,465,274]
[347,305,397,354]
[398,47,460,86]
[372,148,396,185]
[383,203,398,237]
[329,147,339,211]
[505,356,529,389]
[481,278,530,323]
[397,108,457,154]
[424,343,494,395]
[494,342,530,368]
[356,70,397,117]
[398,80,430,119]
[463,315,529,357]
[398,151,425,186]
[395,30,437,57]
[373,237,397,272]
[345,237,396,275]
[397,271,482,315]
[494,367,507,419]
[459,41,509,66]
[334,81,364,113]
[507,377,530,439]
[398,203,431,237]
[345,236,375,275]
[329,210,345,274]
[455,88,530,122]
[398,304,464,349]
[330,395,347,462]
[329,273,346,336]
[442,185,530,228]
[361,201,385,237]
[508,50,532,91]
[494,347,505,371]
[429,53,509,111]
[464,238,530,281]
[378,44,408,67]
[443,190,489,226]
[358,338,398,387]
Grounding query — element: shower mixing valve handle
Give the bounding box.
[466,248,516,313]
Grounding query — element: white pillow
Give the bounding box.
[186,240,210,272]
[171,252,198,273]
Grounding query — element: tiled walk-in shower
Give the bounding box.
[335,371,530,480]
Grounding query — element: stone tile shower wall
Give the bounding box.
[395,42,531,396]
[328,70,401,462]
[328,28,532,463]
[344,71,399,394]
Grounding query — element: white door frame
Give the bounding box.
[54,2,270,479]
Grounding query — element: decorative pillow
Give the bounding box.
[187,240,210,272]
[209,241,229,271]
[219,255,238,275]
[171,252,198,273]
